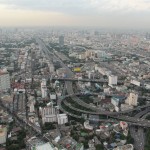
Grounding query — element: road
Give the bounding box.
[130,108,150,150]
[37,38,150,128]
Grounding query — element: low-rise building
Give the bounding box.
[84,120,93,130]
[109,75,118,85]
[113,144,134,150]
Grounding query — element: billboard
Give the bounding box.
[73,67,81,72]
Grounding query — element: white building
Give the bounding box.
[40,103,68,125]
[109,75,118,85]
[126,92,138,106]
[41,79,47,98]
[57,114,68,125]
[130,79,140,87]
[0,125,7,144]
[0,69,10,91]
[40,103,57,124]
[84,120,93,130]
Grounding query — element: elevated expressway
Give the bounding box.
[37,39,150,128]
[130,109,150,150]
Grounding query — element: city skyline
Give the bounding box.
[0,0,150,29]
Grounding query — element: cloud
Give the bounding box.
[0,0,150,28]
[0,0,150,15]
[0,0,90,14]
[88,0,150,13]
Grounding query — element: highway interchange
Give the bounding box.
[37,38,150,128]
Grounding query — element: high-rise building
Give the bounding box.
[59,35,64,47]
[40,102,68,124]
[41,79,47,98]
[40,102,57,124]
[125,92,138,106]
[0,69,10,91]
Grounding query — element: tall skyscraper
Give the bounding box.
[59,35,64,47]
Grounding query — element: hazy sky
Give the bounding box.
[0,0,150,29]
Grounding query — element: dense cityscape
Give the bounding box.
[0,27,149,150]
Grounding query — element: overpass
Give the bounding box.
[38,39,150,128]
[51,77,124,84]
[61,92,150,115]
[52,77,108,83]
[58,95,150,127]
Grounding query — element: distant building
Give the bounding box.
[41,79,47,98]
[0,125,7,144]
[59,35,64,47]
[0,69,10,91]
[125,92,138,106]
[109,75,118,85]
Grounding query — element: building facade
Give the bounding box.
[0,70,10,91]
[126,92,138,106]
[40,104,57,124]
[109,75,118,85]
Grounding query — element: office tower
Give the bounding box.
[59,35,64,47]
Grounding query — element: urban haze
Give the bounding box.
[0,0,150,150]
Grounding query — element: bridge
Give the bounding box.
[51,77,124,84]
[52,77,108,83]
[58,93,150,127]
